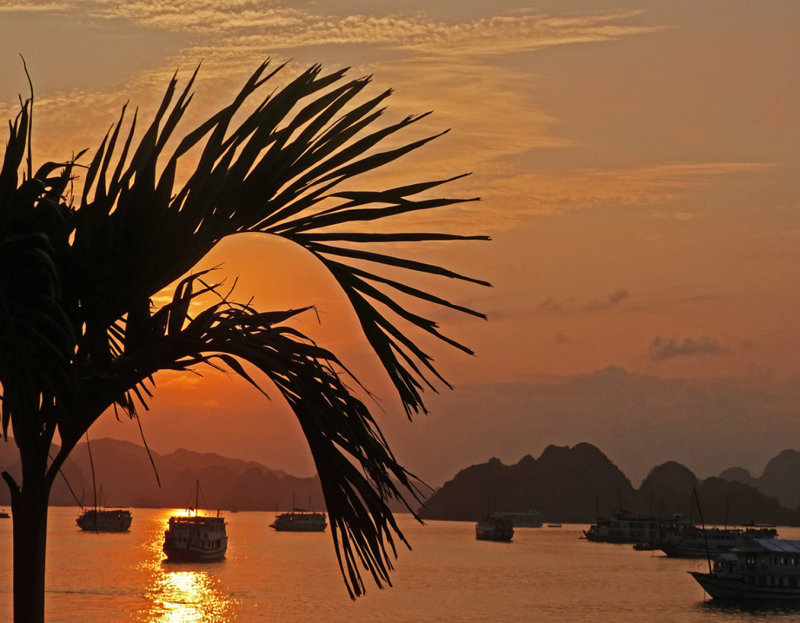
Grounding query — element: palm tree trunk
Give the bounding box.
[5,457,51,623]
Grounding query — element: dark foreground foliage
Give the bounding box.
[0,61,487,620]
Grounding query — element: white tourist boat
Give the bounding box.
[691,539,800,599]
[76,508,132,532]
[583,510,665,544]
[163,481,227,562]
[661,523,777,558]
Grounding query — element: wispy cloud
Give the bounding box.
[0,2,67,11]
[648,335,730,361]
[537,298,568,316]
[536,289,631,315]
[580,289,629,312]
[57,3,657,58]
[476,161,777,217]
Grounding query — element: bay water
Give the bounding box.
[0,508,798,622]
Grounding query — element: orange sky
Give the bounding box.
[1,0,799,485]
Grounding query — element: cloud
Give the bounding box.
[580,289,629,312]
[536,289,630,315]
[54,3,656,58]
[536,298,567,316]
[473,161,777,223]
[648,335,730,361]
[0,2,67,11]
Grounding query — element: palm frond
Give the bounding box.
[73,62,489,417]
[1,62,488,599]
[0,101,77,439]
[88,274,420,597]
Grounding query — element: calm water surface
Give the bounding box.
[0,508,798,622]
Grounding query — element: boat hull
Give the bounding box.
[271,523,326,532]
[163,544,227,563]
[476,532,513,542]
[661,544,720,558]
[691,572,800,600]
[475,519,514,542]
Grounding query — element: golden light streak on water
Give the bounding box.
[146,569,234,623]
[141,509,236,623]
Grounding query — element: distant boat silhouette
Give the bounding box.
[163,480,227,562]
[76,508,132,532]
[475,514,514,542]
[491,510,543,527]
[270,494,327,532]
[76,486,131,532]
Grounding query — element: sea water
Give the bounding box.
[0,508,797,622]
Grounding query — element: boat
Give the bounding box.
[76,482,132,532]
[660,523,777,558]
[76,508,132,532]
[270,509,327,532]
[475,515,514,542]
[690,538,800,599]
[270,493,327,532]
[583,510,666,544]
[0,510,9,519]
[163,481,227,562]
[547,523,562,528]
[491,510,543,528]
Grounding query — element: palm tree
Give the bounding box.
[0,61,488,622]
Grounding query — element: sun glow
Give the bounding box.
[145,569,234,622]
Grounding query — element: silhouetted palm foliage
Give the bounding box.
[0,61,487,601]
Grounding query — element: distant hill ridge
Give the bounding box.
[0,437,323,512]
[720,449,800,510]
[420,443,800,525]
[0,438,796,523]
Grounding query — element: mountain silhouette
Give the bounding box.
[0,437,323,512]
[720,449,800,510]
[421,443,800,525]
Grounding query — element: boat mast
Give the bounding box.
[692,486,712,574]
[86,433,98,512]
[195,479,199,516]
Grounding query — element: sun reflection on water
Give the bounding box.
[146,569,234,622]
[141,510,236,622]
